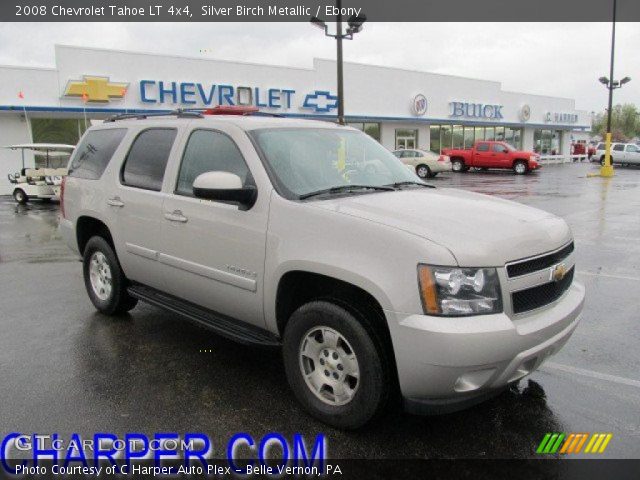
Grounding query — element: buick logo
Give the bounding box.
[412,94,428,116]
[551,263,567,283]
[520,104,531,122]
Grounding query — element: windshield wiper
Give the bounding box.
[299,184,395,200]
[385,181,435,189]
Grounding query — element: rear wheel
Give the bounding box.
[283,300,390,429]
[416,164,431,179]
[83,236,138,315]
[451,159,465,173]
[13,189,28,204]
[513,161,528,175]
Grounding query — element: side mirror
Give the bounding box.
[503,148,509,154]
[192,171,257,209]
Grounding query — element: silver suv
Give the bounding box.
[60,111,584,429]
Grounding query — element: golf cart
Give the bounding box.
[4,143,75,204]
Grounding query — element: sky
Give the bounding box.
[0,22,638,113]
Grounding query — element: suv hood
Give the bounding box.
[310,188,571,267]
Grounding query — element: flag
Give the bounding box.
[81,92,89,103]
[17,91,24,99]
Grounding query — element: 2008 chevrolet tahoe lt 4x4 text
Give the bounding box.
[59,111,584,429]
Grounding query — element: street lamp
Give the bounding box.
[597,0,631,177]
[310,1,366,125]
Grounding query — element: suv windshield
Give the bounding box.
[250,128,419,199]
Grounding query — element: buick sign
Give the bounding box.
[412,94,428,116]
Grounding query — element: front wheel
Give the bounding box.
[451,159,465,173]
[83,236,138,315]
[513,161,528,175]
[13,189,28,204]
[283,301,390,429]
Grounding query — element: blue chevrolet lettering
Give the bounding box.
[138,80,296,109]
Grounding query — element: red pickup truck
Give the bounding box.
[443,141,541,175]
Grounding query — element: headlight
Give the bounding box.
[529,155,537,162]
[418,265,502,316]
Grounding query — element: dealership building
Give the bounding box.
[0,45,591,195]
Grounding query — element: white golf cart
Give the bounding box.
[4,143,75,204]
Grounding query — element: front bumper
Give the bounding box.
[385,280,584,414]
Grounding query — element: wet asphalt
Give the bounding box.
[0,161,639,460]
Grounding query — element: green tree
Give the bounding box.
[591,103,640,141]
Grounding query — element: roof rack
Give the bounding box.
[104,106,285,123]
[104,109,204,123]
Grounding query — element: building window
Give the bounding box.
[349,122,380,141]
[533,129,562,154]
[30,118,89,168]
[428,124,523,153]
[485,127,495,141]
[429,125,440,153]
[452,125,464,149]
[463,126,475,148]
[395,129,418,150]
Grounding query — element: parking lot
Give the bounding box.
[1,161,639,460]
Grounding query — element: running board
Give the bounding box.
[127,284,281,347]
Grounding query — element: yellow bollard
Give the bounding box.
[600,132,615,177]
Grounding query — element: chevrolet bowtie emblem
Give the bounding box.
[551,263,567,282]
[63,76,129,103]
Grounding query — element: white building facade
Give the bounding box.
[0,45,591,195]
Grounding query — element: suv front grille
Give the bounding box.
[507,242,574,278]
[511,267,574,314]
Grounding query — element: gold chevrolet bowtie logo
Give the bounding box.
[63,76,129,103]
[552,263,567,282]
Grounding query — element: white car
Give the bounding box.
[594,142,640,166]
[392,149,451,178]
[60,110,584,429]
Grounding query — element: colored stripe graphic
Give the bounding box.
[537,433,612,454]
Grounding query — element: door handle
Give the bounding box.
[107,196,125,207]
[164,210,188,223]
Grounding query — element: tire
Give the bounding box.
[513,160,528,175]
[13,189,28,204]
[283,300,390,429]
[451,159,465,173]
[82,236,138,315]
[416,164,431,179]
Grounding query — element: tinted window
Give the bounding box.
[492,143,506,153]
[613,144,625,152]
[68,129,127,180]
[476,143,490,152]
[122,129,177,191]
[176,130,250,196]
[597,143,605,150]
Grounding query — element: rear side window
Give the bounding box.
[476,143,490,152]
[613,144,625,152]
[492,143,505,153]
[176,129,250,197]
[68,128,127,180]
[122,128,177,191]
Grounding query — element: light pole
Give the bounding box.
[597,0,631,177]
[311,1,366,125]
